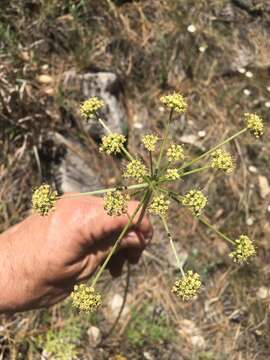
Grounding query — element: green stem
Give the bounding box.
[61,183,148,198]
[98,118,134,161]
[156,109,173,174]
[166,188,235,246]
[91,190,149,288]
[179,128,247,170]
[161,216,185,277]
[181,165,210,177]
[199,217,235,245]
[149,151,153,177]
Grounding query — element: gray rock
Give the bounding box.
[53,133,101,193]
[63,70,128,140]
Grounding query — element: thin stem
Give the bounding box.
[199,217,235,245]
[179,128,247,170]
[149,151,153,177]
[98,118,134,161]
[156,109,173,173]
[166,188,235,246]
[61,183,148,198]
[181,165,210,177]
[161,216,185,277]
[91,190,149,288]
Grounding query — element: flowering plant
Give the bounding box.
[32,94,264,312]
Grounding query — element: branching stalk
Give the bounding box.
[161,216,185,277]
[179,128,247,170]
[91,189,149,288]
[156,109,173,174]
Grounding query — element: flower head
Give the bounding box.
[210,149,234,173]
[181,189,207,216]
[245,113,264,137]
[32,184,58,216]
[71,284,102,312]
[167,144,185,162]
[142,134,159,152]
[123,159,147,183]
[104,190,130,216]
[160,92,187,113]
[165,168,180,181]
[80,97,104,119]
[148,194,170,217]
[99,133,126,155]
[172,270,201,301]
[229,235,256,264]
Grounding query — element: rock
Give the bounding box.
[256,286,270,300]
[87,326,102,347]
[63,70,127,141]
[107,293,129,319]
[178,319,206,349]
[258,175,270,199]
[53,133,101,193]
[143,352,155,360]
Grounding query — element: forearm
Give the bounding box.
[0,221,44,313]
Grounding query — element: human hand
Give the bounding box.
[0,195,152,312]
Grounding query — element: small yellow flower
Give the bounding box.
[99,133,126,155]
[104,190,130,216]
[172,270,201,301]
[165,168,180,181]
[123,159,147,183]
[245,113,264,137]
[80,97,104,119]
[229,235,256,264]
[71,284,102,312]
[32,184,58,216]
[148,194,170,217]
[160,92,187,113]
[167,144,185,162]
[142,134,159,152]
[182,189,207,216]
[210,149,234,173]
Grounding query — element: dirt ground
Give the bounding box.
[1,1,270,359]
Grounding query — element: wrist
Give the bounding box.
[0,223,37,312]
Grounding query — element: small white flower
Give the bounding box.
[267,205,270,212]
[265,101,270,108]
[187,24,196,33]
[133,122,143,129]
[267,86,270,92]
[245,71,253,78]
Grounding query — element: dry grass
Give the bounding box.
[1,0,270,359]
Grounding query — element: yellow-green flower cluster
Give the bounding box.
[167,144,185,162]
[165,168,180,181]
[71,284,102,312]
[210,149,234,173]
[172,270,201,301]
[80,97,104,119]
[245,113,264,137]
[148,194,170,217]
[123,159,147,183]
[104,190,130,216]
[160,92,187,113]
[99,133,126,155]
[181,190,207,216]
[142,134,159,152]
[229,235,256,264]
[32,184,58,216]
